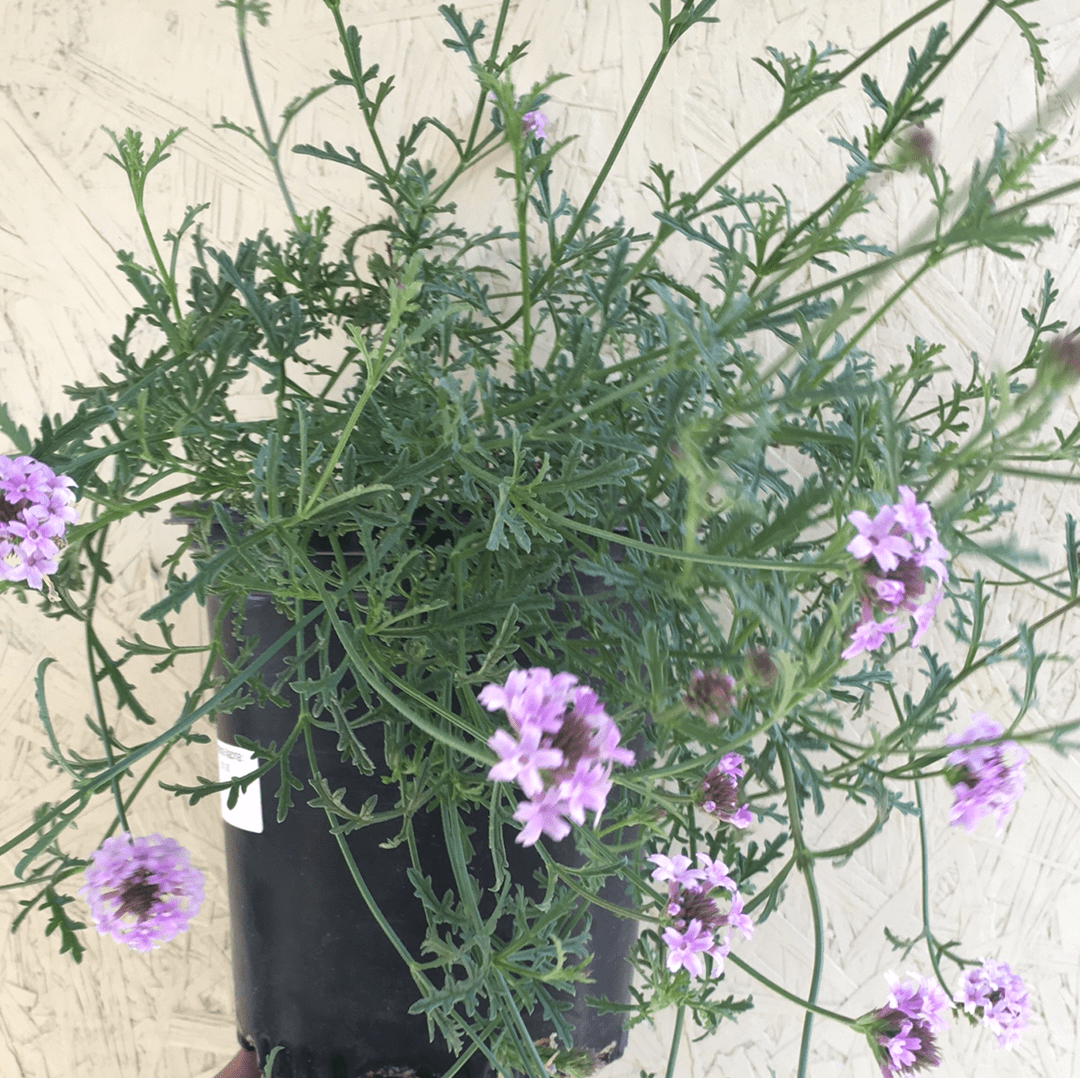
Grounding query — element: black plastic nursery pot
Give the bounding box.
[206,565,639,1078]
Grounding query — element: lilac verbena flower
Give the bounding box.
[684,668,736,724]
[843,486,947,661]
[650,849,752,981]
[646,852,704,888]
[80,834,205,952]
[521,110,549,141]
[956,959,1030,1049]
[857,970,949,1077]
[0,453,77,590]
[480,667,634,847]
[944,713,1027,832]
[700,753,752,828]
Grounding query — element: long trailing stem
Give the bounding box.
[618,0,957,290]
[0,599,329,863]
[83,526,132,837]
[914,780,950,993]
[825,593,1080,783]
[778,743,826,1078]
[514,126,536,364]
[120,152,182,326]
[324,0,394,176]
[752,0,999,290]
[727,954,856,1027]
[233,0,302,227]
[462,0,513,156]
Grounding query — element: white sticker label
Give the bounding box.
[217,740,264,833]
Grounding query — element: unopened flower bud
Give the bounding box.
[684,669,736,724]
[894,124,936,172]
[1045,330,1080,378]
[908,124,935,164]
[747,647,777,686]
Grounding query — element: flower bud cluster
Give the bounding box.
[843,486,948,659]
[480,667,635,846]
[648,850,753,981]
[0,454,77,590]
[699,753,752,828]
[860,971,949,1077]
[684,668,736,723]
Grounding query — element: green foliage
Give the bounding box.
[3,1,1079,1076]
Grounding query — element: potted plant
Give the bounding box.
[2,1,1078,1076]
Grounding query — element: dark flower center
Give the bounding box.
[871,1006,942,1073]
[105,869,161,921]
[868,550,927,612]
[0,497,27,526]
[675,887,723,930]
[550,709,591,769]
[701,771,739,815]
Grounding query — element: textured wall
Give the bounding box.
[2,1,1079,1076]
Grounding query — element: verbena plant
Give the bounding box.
[2,1,1079,1075]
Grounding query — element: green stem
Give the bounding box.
[514,131,534,365]
[914,780,950,993]
[0,600,328,862]
[299,310,405,517]
[128,179,182,326]
[778,744,826,1078]
[759,253,938,388]
[315,587,488,762]
[462,0,513,156]
[741,854,797,917]
[664,1005,685,1078]
[753,0,998,290]
[620,0,955,288]
[443,806,550,1078]
[325,0,394,176]
[727,954,857,1026]
[306,728,430,988]
[519,505,843,573]
[550,41,676,268]
[806,806,888,861]
[234,1,302,227]
[83,527,132,837]
[826,594,1080,782]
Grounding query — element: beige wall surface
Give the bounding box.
[2,1,1080,1076]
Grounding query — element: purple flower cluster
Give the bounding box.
[944,713,1027,832]
[0,454,77,590]
[649,850,752,981]
[862,971,950,1077]
[480,667,635,846]
[843,486,948,660]
[684,668,736,724]
[956,959,1030,1049]
[700,753,752,828]
[80,833,205,952]
[521,110,549,141]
